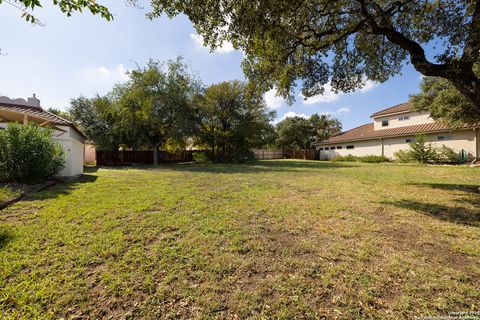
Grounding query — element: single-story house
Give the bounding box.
[318,102,480,161]
[0,95,85,177]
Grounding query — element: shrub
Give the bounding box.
[393,149,413,162]
[360,155,391,163]
[408,135,438,164]
[330,155,345,162]
[192,152,210,163]
[0,123,65,182]
[437,145,459,164]
[330,154,390,163]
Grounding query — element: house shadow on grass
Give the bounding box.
[23,174,99,201]
[99,160,357,174]
[383,183,480,227]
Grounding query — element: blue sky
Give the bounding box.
[0,0,425,130]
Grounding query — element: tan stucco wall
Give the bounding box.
[318,129,478,160]
[318,139,382,160]
[373,111,435,130]
[84,144,96,163]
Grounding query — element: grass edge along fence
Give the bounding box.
[96,150,210,165]
[252,149,319,160]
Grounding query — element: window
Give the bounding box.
[337,146,342,149]
[382,119,389,127]
[319,147,324,151]
[405,138,415,143]
[437,135,452,140]
[399,116,410,121]
[346,145,354,149]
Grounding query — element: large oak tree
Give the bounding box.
[147,0,480,115]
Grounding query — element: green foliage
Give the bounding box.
[195,80,274,163]
[437,145,461,164]
[192,152,210,163]
[394,135,461,164]
[147,0,480,108]
[69,96,123,151]
[0,123,65,182]
[410,65,480,125]
[70,57,201,164]
[120,58,201,163]
[407,135,438,164]
[330,154,390,163]
[276,114,341,149]
[393,149,413,163]
[4,0,113,24]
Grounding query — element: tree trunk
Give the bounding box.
[153,143,161,165]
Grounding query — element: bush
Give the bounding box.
[437,145,459,164]
[394,135,462,165]
[330,154,390,163]
[192,152,210,163]
[0,123,65,182]
[407,135,438,164]
[393,149,413,163]
[360,155,391,163]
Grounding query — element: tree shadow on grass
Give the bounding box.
[383,183,480,227]
[96,160,357,174]
[0,229,13,250]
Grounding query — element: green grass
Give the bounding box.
[0,186,21,203]
[0,160,479,319]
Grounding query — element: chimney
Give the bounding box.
[27,93,41,108]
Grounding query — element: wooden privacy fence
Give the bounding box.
[252,149,284,160]
[253,149,319,161]
[96,150,208,165]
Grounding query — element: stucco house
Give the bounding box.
[0,95,85,177]
[318,102,480,161]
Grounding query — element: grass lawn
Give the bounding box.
[0,186,21,204]
[0,160,479,319]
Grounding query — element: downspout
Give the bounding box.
[380,138,384,158]
[476,128,479,160]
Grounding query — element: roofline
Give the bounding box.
[318,126,479,145]
[0,102,87,140]
[370,109,414,119]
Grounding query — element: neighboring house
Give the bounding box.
[0,95,85,177]
[318,102,480,161]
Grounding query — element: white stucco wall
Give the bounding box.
[52,126,85,177]
[318,129,478,160]
[373,111,435,130]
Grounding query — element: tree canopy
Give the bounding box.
[195,80,275,162]
[69,58,201,164]
[3,0,112,23]
[410,65,480,125]
[276,114,341,150]
[147,0,480,114]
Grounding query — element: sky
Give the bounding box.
[0,0,426,131]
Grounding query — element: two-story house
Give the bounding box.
[317,102,480,161]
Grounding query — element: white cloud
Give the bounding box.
[336,106,350,114]
[300,80,378,105]
[190,33,235,54]
[359,80,378,93]
[264,88,285,110]
[275,111,309,123]
[299,84,340,105]
[73,64,131,99]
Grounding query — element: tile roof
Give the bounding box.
[370,102,411,117]
[0,103,72,125]
[321,122,479,144]
[0,102,86,138]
